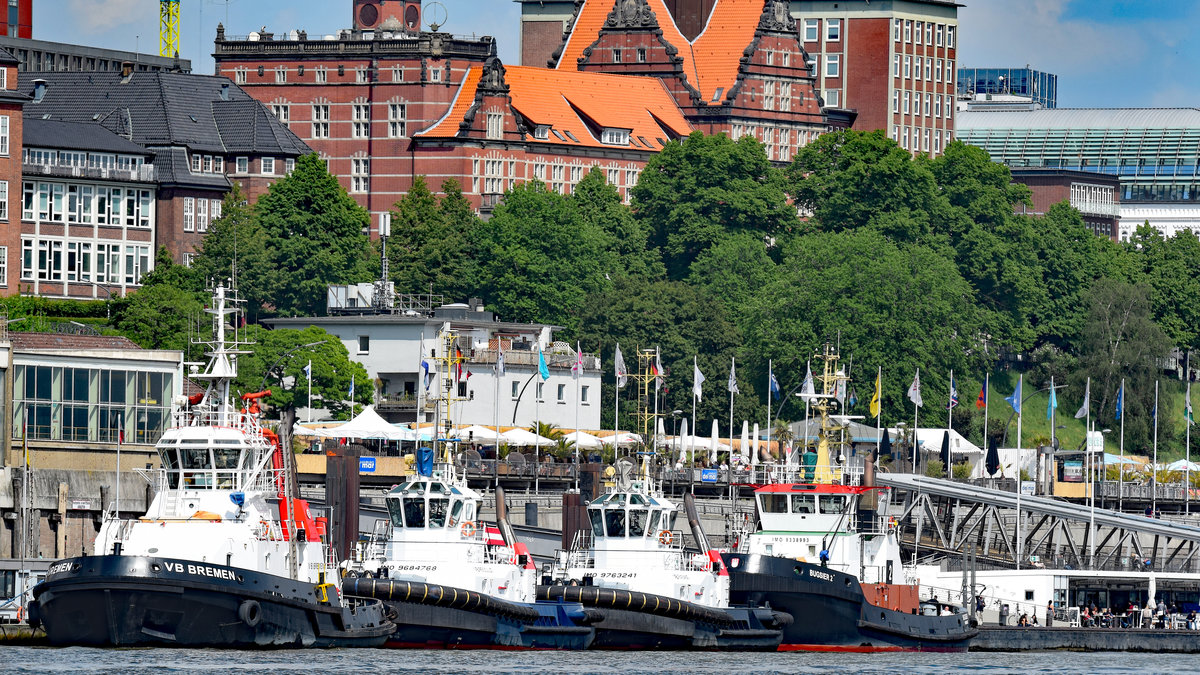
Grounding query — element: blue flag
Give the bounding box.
[348,374,355,399]
[303,360,311,380]
[1005,378,1022,415]
[538,348,550,381]
[1115,384,1124,421]
[769,370,780,397]
[1047,383,1057,420]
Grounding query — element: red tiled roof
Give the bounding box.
[9,332,143,351]
[559,0,764,103]
[417,65,693,149]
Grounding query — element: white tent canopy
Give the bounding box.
[502,428,555,447]
[601,431,643,448]
[453,425,504,443]
[293,405,410,441]
[563,431,604,449]
[1166,459,1200,471]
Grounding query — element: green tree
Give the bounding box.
[111,248,205,356]
[1127,224,1200,352]
[475,181,618,333]
[191,183,272,318]
[687,231,779,327]
[570,168,663,280]
[632,132,797,279]
[254,153,372,316]
[1076,278,1171,451]
[233,324,371,421]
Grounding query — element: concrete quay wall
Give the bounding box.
[973,626,1200,652]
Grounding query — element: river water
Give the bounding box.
[1,648,1193,674]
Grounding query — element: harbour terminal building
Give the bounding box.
[956,108,1200,241]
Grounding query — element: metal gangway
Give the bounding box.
[878,473,1200,573]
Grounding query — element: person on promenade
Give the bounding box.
[1045,600,1054,628]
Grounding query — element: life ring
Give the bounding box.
[461,521,477,538]
[17,605,24,623]
[658,530,674,546]
[238,599,262,627]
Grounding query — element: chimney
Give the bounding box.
[220,82,230,101]
[31,78,46,103]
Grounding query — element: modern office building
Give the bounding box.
[957,66,1057,108]
[0,36,190,74]
[267,288,603,431]
[0,0,30,40]
[1010,168,1120,240]
[957,108,1200,240]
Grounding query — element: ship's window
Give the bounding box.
[761,494,789,513]
[647,509,661,534]
[180,447,210,469]
[605,507,626,537]
[386,498,404,528]
[428,498,448,528]
[448,499,463,527]
[790,494,815,514]
[589,509,604,538]
[629,508,647,537]
[403,497,426,528]
[664,511,678,532]
[819,495,847,514]
[161,448,180,489]
[630,494,647,506]
[213,447,239,470]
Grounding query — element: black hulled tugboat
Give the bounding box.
[28,284,392,648]
[722,346,976,652]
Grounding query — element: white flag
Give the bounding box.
[496,343,505,376]
[614,344,628,389]
[728,357,740,395]
[1074,378,1089,419]
[693,356,706,400]
[907,370,923,407]
[800,361,815,400]
[571,342,583,380]
[303,360,312,380]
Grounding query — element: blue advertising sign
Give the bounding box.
[700,468,718,483]
[359,457,376,473]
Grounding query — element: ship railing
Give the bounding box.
[744,462,865,486]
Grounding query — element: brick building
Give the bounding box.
[521,0,959,155]
[1009,168,1121,241]
[0,0,30,40]
[9,69,307,299]
[214,0,834,218]
[0,48,27,298]
[547,0,834,160]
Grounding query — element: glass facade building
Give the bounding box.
[13,364,175,445]
[957,108,1200,239]
[957,67,1057,109]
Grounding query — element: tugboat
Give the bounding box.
[721,345,977,652]
[27,284,392,648]
[342,469,594,649]
[340,326,593,649]
[543,458,790,650]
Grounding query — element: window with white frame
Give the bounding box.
[234,68,247,84]
[271,104,289,123]
[197,198,209,233]
[904,55,911,79]
[803,19,818,42]
[388,102,406,137]
[315,67,327,84]
[947,25,955,48]
[0,180,7,221]
[903,91,910,114]
[484,159,504,194]
[275,66,286,84]
[893,55,900,78]
[892,91,899,113]
[391,66,402,82]
[825,89,840,107]
[826,19,841,41]
[946,61,954,85]
[356,68,369,83]
[211,199,222,222]
[285,158,295,174]
[904,20,911,42]
[893,18,902,42]
[924,93,931,116]
[236,156,248,173]
[0,115,8,155]
[351,158,369,193]
[934,132,942,154]
[191,154,201,173]
[924,128,931,152]
[183,197,194,232]
[936,58,943,82]
[824,54,840,78]
[485,113,503,140]
[925,23,932,44]
[902,127,909,150]
[924,57,931,80]
[936,25,943,46]
[764,81,775,111]
[935,95,942,118]
[312,104,330,138]
[262,157,275,175]
[352,103,370,138]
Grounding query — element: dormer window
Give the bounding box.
[601,128,629,146]
[533,125,549,141]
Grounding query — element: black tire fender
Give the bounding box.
[238,599,262,627]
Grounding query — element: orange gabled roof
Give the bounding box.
[691,0,764,103]
[559,0,763,103]
[506,66,692,149]
[417,64,693,150]
[418,67,482,138]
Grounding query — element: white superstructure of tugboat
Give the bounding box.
[544,460,790,650]
[342,465,594,649]
[28,284,391,648]
[722,345,976,652]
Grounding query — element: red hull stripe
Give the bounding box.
[778,644,960,653]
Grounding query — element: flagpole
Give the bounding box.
[115,413,122,518]
[983,373,990,460]
[1187,352,1192,515]
[614,345,621,462]
[876,366,882,451]
[307,361,312,423]
[494,349,501,491]
[1119,378,1125,512]
[1153,379,1159,516]
[1016,373,1023,571]
[536,380,541,494]
[690,356,698,492]
[913,368,920,472]
[766,359,773,468]
[949,369,954,430]
[729,357,735,466]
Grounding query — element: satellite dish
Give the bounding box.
[426,1,448,32]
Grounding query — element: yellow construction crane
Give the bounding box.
[160,0,181,58]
